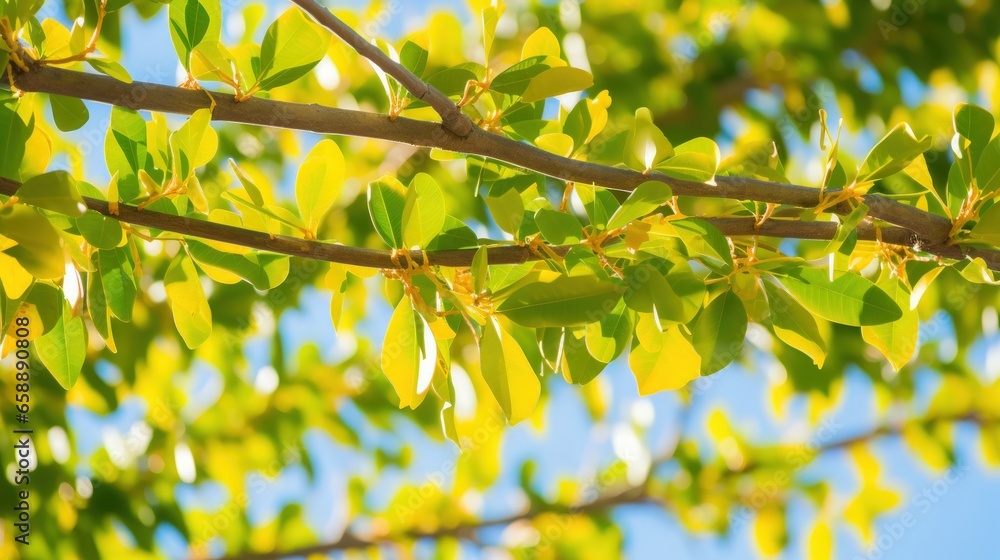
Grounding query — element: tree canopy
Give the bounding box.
[1,0,1000,558]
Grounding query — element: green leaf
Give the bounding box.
[622,263,688,324]
[670,219,734,272]
[296,139,345,235]
[426,66,480,98]
[35,300,85,390]
[191,40,238,84]
[367,176,407,249]
[76,211,123,250]
[584,299,632,363]
[228,158,265,207]
[164,252,212,349]
[490,57,550,95]
[954,103,995,165]
[20,283,63,336]
[823,203,869,256]
[624,107,673,172]
[402,173,446,249]
[856,123,932,184]
[86,58,133,83]
[656,137,720,183]
[104,107,147,202]
[382,297,423,409]
[0,99,29,181]
[0,206,65,279]
[48,94,89,132]
[187,240,290,290]
[575,183,619,231]
[763,280,827,367]
[484,187,525,237]
[861,271,918,372]
[481,4,502,59]
[16,170,86,217]
[257,7,330,91]
[480,317,541,424]
[562,326,610,384]
[399,40,428,80]
[325,263,348,331]
[426,216,479,250]
[563,97,593,151]
[778,267,902,326]
[972,202,1000,246]
[87,257,117,351]
[975,135,1000,194]
[534,208,583,245]
[606,181,672,231]
[93,247,137,322]
[497,274,622,327]
[168,0,222,70]
[170,108,217,182]
[472,246,489,294]
[689,289,747,375]
[105,0,135,13]
[520,66,593,103]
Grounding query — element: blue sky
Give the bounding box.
[46,0,1000,558]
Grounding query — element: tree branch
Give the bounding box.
[2,176,997,271]
[288,0,474,138]
[209,412,989,560]
[2,65,959,248]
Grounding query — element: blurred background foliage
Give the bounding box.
[2,0,1000,559]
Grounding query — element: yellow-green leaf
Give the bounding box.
[168,0,222,70]
[257,7,330,91]
[48,94,89,132]
[628,325,700,394]
[656,137,720,183]
[402,173,446,249]
[856,123,932,184]
[779,268,902,326]
[367,176,406,249]
[164,253,212,349]
[87,58,133,83]
[0,206,65,279]
[35,300,85,389]
[170,108,217,180]
[535,132,575,157]
[497,274,622,328]
[764,280,827,367]
[521,27,561,63]
[480,317,540,424]
[520,66,593,103]
[383,296,422,408]
[690,289,746,375]
[16,171,86,217]
[606,181,672,231]
[861,270,917,371]
[296,139,345,235]
[484,187,525,237]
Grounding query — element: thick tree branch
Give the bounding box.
[2,176,997,271]
[288,0,474,137]
[2,65,958,247]
[210,412,989,560]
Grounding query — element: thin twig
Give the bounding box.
[1,65,959,246]
[288,0,474,137]
[0,176,994,271]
